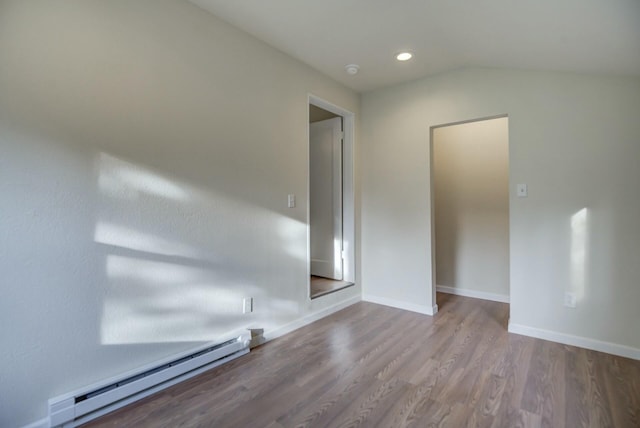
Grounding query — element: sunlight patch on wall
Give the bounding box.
[94,151,307,346]
[98,153,189,201]
[570,208,589,302]
[101,255,244,344]
[276,215,307,262]
[95,222,201,259]
[106,254,198,283]
[334,237,343,279]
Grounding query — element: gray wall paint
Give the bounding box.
[0,1,359,426]
[433,118,509,297]
[362,68,640,349]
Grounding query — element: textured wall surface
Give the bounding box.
[362,67,640,350]
[0,1,359,426]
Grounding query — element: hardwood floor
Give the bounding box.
[310,275,354,299]
[83,294,640,428]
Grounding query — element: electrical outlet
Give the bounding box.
[243,297,253,313]
[564,292,577,308]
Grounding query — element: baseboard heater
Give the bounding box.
[48,332,251,427]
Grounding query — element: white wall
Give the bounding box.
[362,68,640,353]
[433,118,509,299]
[0,1,360,426]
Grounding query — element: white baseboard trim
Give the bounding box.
[436,285,510,303]
[22,295,361,428]
[508,322,640,360]
[264,295,361,342]
[21,418,48,428]
[362,294,438,316]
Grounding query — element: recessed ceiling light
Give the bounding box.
[345,64,360,75]
[396,52,413,61]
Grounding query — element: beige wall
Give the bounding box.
[310,104,339,123]
[434,118,509,298]
[0,1,359,426]
[362,68,640,355]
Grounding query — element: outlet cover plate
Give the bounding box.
[243,297,253,313]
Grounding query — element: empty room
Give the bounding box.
[1,1,639,427]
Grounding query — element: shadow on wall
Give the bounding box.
[94,152,305,345]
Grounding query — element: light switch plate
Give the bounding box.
[564,292,577,308]
[517,184,528,197]
[287,194,295,208]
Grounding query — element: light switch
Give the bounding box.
[564,292,577,308]
[287,194,296,208]
[517,184,528,198]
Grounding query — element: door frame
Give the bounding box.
[307,94,356,299]
[428,113,509,308]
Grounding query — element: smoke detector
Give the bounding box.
[345,64,360,75]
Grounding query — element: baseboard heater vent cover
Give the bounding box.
[48,332,250,427]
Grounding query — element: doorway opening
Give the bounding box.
[430,115,510,307]
[308,96,355,299]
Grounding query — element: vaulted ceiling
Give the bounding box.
[190,0,640,92]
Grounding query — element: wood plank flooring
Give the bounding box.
[83,293,640,428]
[310,276,354,299]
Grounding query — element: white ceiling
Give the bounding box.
[190,0,640,93]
